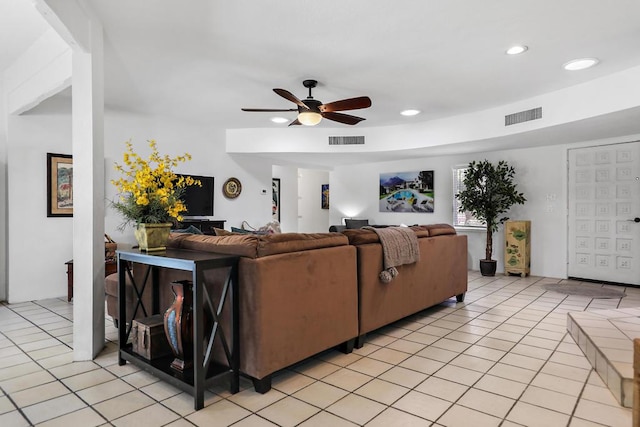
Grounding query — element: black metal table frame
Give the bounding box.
[116,248,239,410]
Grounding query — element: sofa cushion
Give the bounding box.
[168,231,348,258]
[343,225,440,245]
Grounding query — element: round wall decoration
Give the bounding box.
[223,177,242,198]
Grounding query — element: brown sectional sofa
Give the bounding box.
[106,225,467,393]
[342,224,467,346]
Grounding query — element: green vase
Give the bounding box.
[134,223,172,251]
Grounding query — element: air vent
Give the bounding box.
[505,107,542,126]
[328,136,365,145]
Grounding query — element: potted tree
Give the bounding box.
[456,160,526,276]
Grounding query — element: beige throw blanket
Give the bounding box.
[364,226,420,283]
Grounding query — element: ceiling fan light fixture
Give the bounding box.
[298,111,322,126]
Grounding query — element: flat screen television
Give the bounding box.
[178,174,214,216]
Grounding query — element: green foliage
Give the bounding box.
[456,160,526,260]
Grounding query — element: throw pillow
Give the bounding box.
[173,225,203,234]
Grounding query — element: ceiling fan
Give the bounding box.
[241,79,372,126]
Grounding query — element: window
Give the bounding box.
[452,166,485,228]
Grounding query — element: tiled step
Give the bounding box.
[567,308,640,408]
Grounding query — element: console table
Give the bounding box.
[116,248,239,410]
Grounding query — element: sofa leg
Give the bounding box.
[252,376,272,394]
[338,339,355,354]
[456,293,466,302]
[355,334,366,349]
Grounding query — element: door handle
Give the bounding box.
[628,217,640,223]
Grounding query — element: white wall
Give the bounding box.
[297,168,330,233]
[0,77,7,301]
[331,133,640,279]
[7,94,73,302]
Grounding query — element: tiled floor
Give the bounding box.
[568,307,640,408]
[0,272,637,426]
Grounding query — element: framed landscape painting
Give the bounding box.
[321,184,329,209]
[379,170,434,213]
[47,153,73,217]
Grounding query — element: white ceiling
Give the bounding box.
[4,0,640,164]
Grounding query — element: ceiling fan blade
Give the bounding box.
[319,96,372,113]
[321,111,366,125]
[288,118,302,126]
[273,89,309,110]
[241,108,297,112]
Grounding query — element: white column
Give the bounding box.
[0,77,7,301]
[71,17,105,359]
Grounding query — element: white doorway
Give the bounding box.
[568,141,640,285]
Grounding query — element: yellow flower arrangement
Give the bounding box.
[111,139,200,229]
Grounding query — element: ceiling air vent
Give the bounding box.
[505,107,542,126]
[328,136,365,145]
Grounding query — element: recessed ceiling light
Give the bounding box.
[563,58,599,71]
[401,109,420,116]
[506,45,528,55]
[271,117,289,124]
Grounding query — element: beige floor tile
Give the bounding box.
[368,347,411,365]
[476,337,516,352]
[293,358,342,379]
[112,403,180,427]
[402,331,440,345]
[416,346,458,363]
[500,352,546,371]
[231,414,279,426]
[457,388,515,418]
[162,391,221,417]
[62,369,116,391]
[0,396,14,415]
[519,335,558,350]
[366,407,432,427]
[270,371,316,394]
[354,378,409,405]
[122,370,162,388]
[474,374,527,399]
[139,379,182,401]
[49,360,100,379]
[385,339,426,355]
[463,344,505,362]
[507,402,570,427]
[531,372,585,397]
[392,390,451,422]
[399,355,445,375]
[0,361,40,381]
[228,387,286,412]
[293,381,349,409]
[0,410,30,426]
[580,383,620,407]
[520,385,578,415]
[327,393,386,425]
[433,364,483,386]
[487,363,537,384]
[29,344,71,360]
[415,376,468,402]
[93,390,155,420]
[450,354,495,373]
[432,338,471,353]
[39,352,75,370]
[317,350,363,367]
[573,399,632,426]
[353,342,381,356]
[438,404,502,427]
[258,396,319,427]
[322,368,372,392]
[347,356,393,377]
[0,369,55,393]
[78,378,136,405]
[22,393,87,425]
[298,410,358,427]
[10,381,69,408]
[36,407,105,427]
[540,361,591,383]
[367,333,398,347]
[549,351,593,370]
[378,366,428,389]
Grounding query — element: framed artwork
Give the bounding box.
[321,184,329,209]
[47,153,73,217]
[272,178,280,222]
[379,170,434,213]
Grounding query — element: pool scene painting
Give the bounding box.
[379,170,434,213]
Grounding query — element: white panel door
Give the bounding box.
[568,141,640,285]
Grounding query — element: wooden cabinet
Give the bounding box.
[504,220,531,277]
